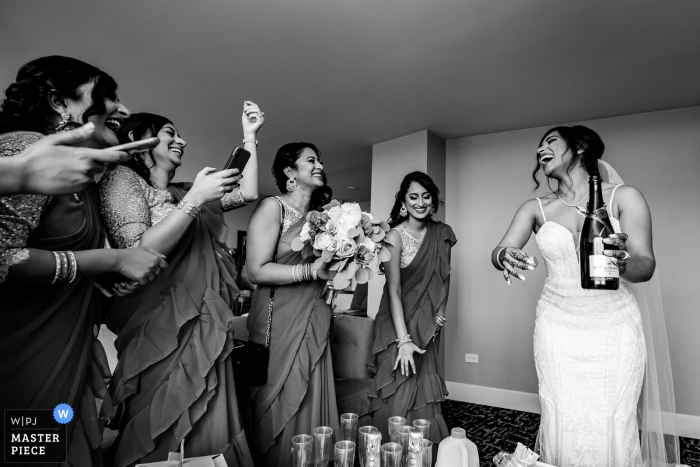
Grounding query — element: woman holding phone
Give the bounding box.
[0,56,167,467]
[98,105,263,467]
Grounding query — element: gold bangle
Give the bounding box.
[51,251,61,284]
[66,251,78,283]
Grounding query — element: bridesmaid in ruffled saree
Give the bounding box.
[367,171,456,444]
[98,105,263,467]
[0,56,166,467]
[245,142,339,466]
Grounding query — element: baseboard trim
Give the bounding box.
[445,381,700,440]
[445,381,541,414]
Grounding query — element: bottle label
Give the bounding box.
[589,255,619,278]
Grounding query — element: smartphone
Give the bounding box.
[108,137,160,153]
[221,147,251,173]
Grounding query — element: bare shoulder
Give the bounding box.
[518,198,548,216]
[386,228,403,248]
[612,185,647,205]
[251,196,282,222]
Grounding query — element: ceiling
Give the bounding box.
[1,0,699,202]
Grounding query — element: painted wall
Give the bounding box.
[444,106,700,417]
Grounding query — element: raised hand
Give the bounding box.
[242,100,265,137]
[188,167,242,206]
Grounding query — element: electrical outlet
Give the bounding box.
[465,354,479,363]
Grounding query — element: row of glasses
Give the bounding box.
[291,414,433,467]
[291,413,360,467]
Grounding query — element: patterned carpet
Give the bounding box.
[442,399,700,467]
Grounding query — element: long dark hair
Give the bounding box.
[271,142,332,211]
[388,171,443,228]
[116,113,173,187]
[532,125,605,190]
[0,55,118,135]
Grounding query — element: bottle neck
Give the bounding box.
[586,176,606,214]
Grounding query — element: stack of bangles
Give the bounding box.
[435,315,447,328]
[292,263,318,282]
[396,334,412,348]
[177,198,201,218]
[51,251,78,284]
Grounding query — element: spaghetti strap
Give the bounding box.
[609,184,623,210]
[536,198,547,223]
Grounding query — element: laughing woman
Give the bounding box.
[98,105,263,467]
[0,56,166,467]
[245,142,338,466]
[367,171,456,444]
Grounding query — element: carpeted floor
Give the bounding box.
[442,399,700,467]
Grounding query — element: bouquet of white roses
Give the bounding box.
[291,200,392,304]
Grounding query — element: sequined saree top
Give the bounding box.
[98,165,246,249]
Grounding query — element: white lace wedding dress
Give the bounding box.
[533,187,646,467]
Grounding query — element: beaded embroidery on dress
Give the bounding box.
[533,189,646,467]
[395,224,422,269]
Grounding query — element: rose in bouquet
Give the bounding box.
[291,200,392,304]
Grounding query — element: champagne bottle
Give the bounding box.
[579,174,619,290]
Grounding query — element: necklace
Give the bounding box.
[556,191,588,216]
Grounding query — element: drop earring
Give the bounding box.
[286,178,297,192]
[399,205,407,217]
[54,113,70,133]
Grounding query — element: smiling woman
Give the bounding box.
[0,55,167,467]
[490,125,678,467]
[97,107,263,467]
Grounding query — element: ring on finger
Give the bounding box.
[619,251,630,261]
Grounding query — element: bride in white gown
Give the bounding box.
[491,125,679,467]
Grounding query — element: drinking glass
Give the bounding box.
[407,427,424,467]
[312,426,334,467]
[397,426,413,466]
[358,426,381,467]
[421,439,434,467]
[340,413,359,444]
[291,434,313,467]
[412,419,431,440]
[388,416,406,443]
[334,440,355,467]
[380,442,403,467]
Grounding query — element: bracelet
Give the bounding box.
[495,247,507,269]
[243,138,258,147]
[292,264,298,283]
[305,264,311,281]
[66,251,78,283]
[58,251,70,284]
[312,269,318,281]
[395,334,412,348]
[51,251,62,284]
[177,199,200,218]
